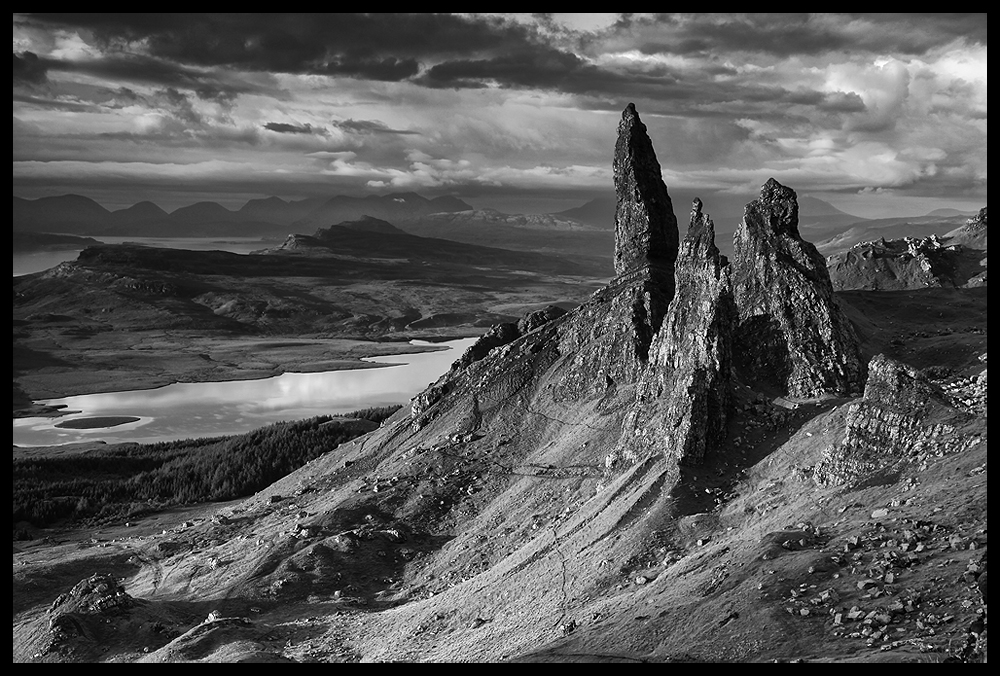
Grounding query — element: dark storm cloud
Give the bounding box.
[331,119,420,135]
[421,47,592,90]
[41,52,256,101]
[13,51,48,85]
[615,13,986,58]
[320,56,420,82]
[26,13,544,77]
[263,122,317,134]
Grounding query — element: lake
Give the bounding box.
[12,337,476,447]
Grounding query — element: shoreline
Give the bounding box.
[13,332,476,419]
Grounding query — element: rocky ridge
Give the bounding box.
[828,233,987,291]
[813,354,981,486]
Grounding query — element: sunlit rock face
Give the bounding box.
[813,354,978,485]
[731,178,864,398]
[613,199,735,466]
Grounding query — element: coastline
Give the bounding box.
[13,332,475,419]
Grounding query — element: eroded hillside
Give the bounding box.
[13,105,987,663]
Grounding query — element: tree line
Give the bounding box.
[13,406,400,534]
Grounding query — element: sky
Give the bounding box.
[12,13,988,217]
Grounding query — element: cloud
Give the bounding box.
[263,121,317,134]
[13,51,48,84]
[596,14,987,60]
[320,56,419,82]
[24,13,545,78]
[331,118,419,135]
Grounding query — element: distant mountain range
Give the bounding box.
[16,190,981,263]
[12,192,477,238]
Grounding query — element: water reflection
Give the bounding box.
[13,338,475,447]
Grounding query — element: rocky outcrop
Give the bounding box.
[732,178,863,398]
[613,102,679,281]
[813,354,977,485]
[828,234,986,290]
[41,574,141,659]
[952,206,988,249]
[613,200,735,466]
[410,306,568,426]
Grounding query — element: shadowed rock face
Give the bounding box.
[615,199,735,466]
[613,103,679,281]
[732,178,863,398]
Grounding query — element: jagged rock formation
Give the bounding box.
[950,206,988,249]
[814,354,979,485]
[21,104,991,666]
[732,178,863,398]
[41,574,141,660]
[613,103,679,280]
[615,199,735,466]
[828,234,986,290]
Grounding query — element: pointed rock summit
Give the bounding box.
[732,178,863,398]
[613,103,679,278]
[617,199,735,466]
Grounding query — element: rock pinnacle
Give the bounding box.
[613,103,678,279]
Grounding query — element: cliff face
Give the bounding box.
[814,354,980,485]
[614,199,735,467]
[411,103,679,429]
[732,178,864,398]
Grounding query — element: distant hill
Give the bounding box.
[322,215,409,236]
[261,216,604,277]
[422,208,597,231]
[12,231,103,253]
[13,194,111,234]
[12,192,475,239]
[553,195,616,229]
[815,213,971,256]
[927,208,978,217]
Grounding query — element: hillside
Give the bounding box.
[12,105,987,664]
[13,223,605,405]
[827,209,987,291]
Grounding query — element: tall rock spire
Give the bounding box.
[732,178,863,397]
[613,103,679,279]
[613,199,735,467]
